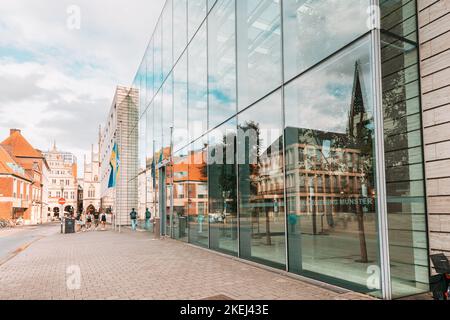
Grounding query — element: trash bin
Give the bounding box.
[178,216,187,239]
[430,254,450,300]
[64,218,75,234]
[153,217,161,239]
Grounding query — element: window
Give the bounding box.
[173,149,189,242]
[188,137,209,248]
[208,0,236,129]
[174,52,188,152]
[238,90,285,268]
[284,36,379,292]
[208,119,237,254]
[188,23,208,142]
[283,0,370,81]
[188,0,207,42]
[162,0,173,80]
[154,20,163,92]
[174,0,187,62]
[146,38,154,105]
[236,0,282,110]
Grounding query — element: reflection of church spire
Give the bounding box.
[348,61,367,140]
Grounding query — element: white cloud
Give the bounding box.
[0,0,165,176]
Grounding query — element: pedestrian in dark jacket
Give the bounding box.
[145,208,151,230]
[130,208,138,231]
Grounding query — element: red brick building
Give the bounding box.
[1,129,49,224]
[0,145,33,221]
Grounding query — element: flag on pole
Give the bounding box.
[151,156,156,189]
[108,143,120,188]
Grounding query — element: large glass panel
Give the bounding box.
[146,105,154,170]
[188,137,209,247]
[154,20,163,93]
[137,63,146,117]
[188,0,207,42]
[174,53,189,152]
[188,23,208,143]
[283,0,370,81]
[208,0,237,130]
[154,92,163,157]
[208,119,238,255]
[284,36,381,295]
[162,0,173,80]
[381,32,429,298]
[162,72,174,161]
[238,90,285,268]
[173,148,190,242]
[153,93,163,220]
[146,105,155,215]
[208,0,218,12]
[161,73,174,237]
[139,116,147,173]
[236,0,282,110]
[146,38,154,105]
[174,0,188,62]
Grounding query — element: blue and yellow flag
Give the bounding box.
[108,143,120,188]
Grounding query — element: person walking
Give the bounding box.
[130,208,138,231]
[100,211,107,231]
[86,212,92,231]
[145,208,152,231]
[76,212,85,233]
[93,211,100,230]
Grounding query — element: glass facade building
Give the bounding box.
[131,0,429,299]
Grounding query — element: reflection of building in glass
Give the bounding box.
[284,128,376,230]
[129,0,431,299]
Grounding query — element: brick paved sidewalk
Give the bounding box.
[0,226,374,300]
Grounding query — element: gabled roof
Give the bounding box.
[0,145,32,181]
[1,130,42,159]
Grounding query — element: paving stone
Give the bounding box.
[0,226,376,300]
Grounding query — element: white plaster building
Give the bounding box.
[100,86,138,226]
[41,158,50,223]
[43,144,78,218]
[82,143,101,213]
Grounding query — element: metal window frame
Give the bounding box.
[371,0,392,301]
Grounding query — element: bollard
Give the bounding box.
[154,217,161,239]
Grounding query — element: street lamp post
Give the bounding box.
[170,126,174,238]
[60,184,65,234]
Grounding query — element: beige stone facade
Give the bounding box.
[43,145,78,218]
[418,0,450,259]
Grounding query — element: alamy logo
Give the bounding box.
[366,265,381,290]
[66,265,81,290]
[67,5,81,30]
[366,5,381,30]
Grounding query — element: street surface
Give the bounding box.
[0,223,59,265]
[0,224,374,300]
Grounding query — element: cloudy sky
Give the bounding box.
[0,0,165,175]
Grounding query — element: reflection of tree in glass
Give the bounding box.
[297,61,374,263]
[239,120,279,246]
